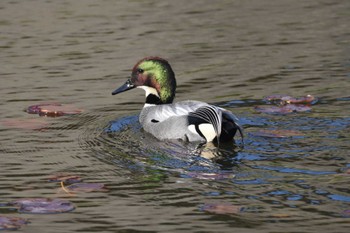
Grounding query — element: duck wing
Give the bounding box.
[188,105,222,140]
[188,106,244,143]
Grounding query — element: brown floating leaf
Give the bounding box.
[284,95,317,104]
[251,129,304,138]
[27,103,83,117]
[201,203,242,214]
[0,216,29,230]
[26,102,61,114]
[1,118,49,130]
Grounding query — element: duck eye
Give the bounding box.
[137,68,144,74]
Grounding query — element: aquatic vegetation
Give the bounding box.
[254,104,311,114]
[47,174,108,194]
[0,216,29,230]
[263,94,317,105]
[8,198,75,214]
[26,103,83,117]
[0,118,49,130]
[64,183,107,193]
[255,94,317,114]
[200,203,243,215]
[182,172,235,180]
[250,129,304,138]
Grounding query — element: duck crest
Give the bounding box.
[134,57,176,104]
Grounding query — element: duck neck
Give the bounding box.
[145,93,163,105]
[138,86,163,105]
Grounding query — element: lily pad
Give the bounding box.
[27,102,61,114]
[27,103,83,117]
[0,118,49,130]
[264,94,317,105]
[0,216,28,230]
[251,129,304,138]
[201,203,242,214]
[9,198,75,214]
[48,174,82,184]
[65,183,107,192]
[263,94,289,102]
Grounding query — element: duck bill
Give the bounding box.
[112,79,135,95]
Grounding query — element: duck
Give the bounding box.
[111,57,243,144]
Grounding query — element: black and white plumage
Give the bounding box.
[140,100,243,143]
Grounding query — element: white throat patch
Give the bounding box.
[137,86,159,98]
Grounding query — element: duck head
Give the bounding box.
[112,57,176,105]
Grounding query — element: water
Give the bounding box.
[1,0,349,232]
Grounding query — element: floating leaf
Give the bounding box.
[65,183,107,192]
[26,102,61,114]
[201,203,242,214]
[0,216,28,230]
[251,129,304,138]
[48,174,82,184]
[9,198,75,214]
[27,103,83,117]
[263,94,292,104]
[0,118,49,130]
[255,104,311,114]
[264,94,317,105]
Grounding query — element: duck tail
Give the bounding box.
[221,109,244,145]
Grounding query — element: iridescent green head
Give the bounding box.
[112,57,176,104]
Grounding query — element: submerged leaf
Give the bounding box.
[343,209,350,217]
[270,213,292,218]
[27,103,83,117]
[201,203,242,214]
[0,118,49,130]
[251,129,304,138]
[255,104,311,114]
[9,198,75,214]
[184,172,235,180]
[0,216,28,230]
[65,183,107,192]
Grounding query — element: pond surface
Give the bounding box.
[1,0,349,232]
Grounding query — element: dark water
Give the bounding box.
[1,0,350,232]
